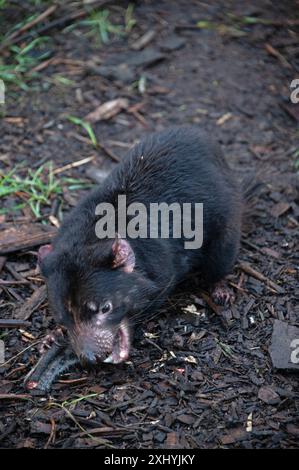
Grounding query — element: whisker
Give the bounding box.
[129,274,176,324]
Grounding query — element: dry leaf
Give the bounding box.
[85,98,129,123]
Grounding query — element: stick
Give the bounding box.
[0,394,30,400]
[98,142,120,163]
[0,5,57,50]
[239,262,285,294]
[265,43,292,69]
[0,319,31,328]
[53,155,95,174]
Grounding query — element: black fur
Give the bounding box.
[40,127,242,352]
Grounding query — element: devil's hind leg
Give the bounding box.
[202,226,240,305]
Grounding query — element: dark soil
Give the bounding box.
[0,0,299,449]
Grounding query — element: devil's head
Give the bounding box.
[38,236,156,366]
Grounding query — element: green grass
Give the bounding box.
[66,115,98,147]
[125,4,136,33]
[215,338,235,359]
[196,13,272,37]
[69,5,136,45]
[80,9,123,44]
[0,162,92,218]
[0,37,51,90]
[294,148,299,170]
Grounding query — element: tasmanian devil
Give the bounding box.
[38,126,244,367]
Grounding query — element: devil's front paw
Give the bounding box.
[211,283,235,307]
[38,327,65,355]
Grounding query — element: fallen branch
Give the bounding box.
[0,223,57,255]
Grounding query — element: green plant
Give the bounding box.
[125,4,136,33]
[81,9,123,44]
[67,115,98,147]
[0,37,51,90]
[0,163,92,218]
[294,149,299,170]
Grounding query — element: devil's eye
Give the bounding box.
[100,301,113,314]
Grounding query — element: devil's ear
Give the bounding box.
[37,245,53,276]
[38,244,53,265]
[112,235,135,273]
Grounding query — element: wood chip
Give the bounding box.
[258,386,280,405]
[14,285,47,320]
[270,202,290,218]
[165,432,181,449]
[216,112,233,126]
[131,30,156,50]
[221,427,247,444]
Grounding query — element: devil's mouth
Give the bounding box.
[103,320,130,364]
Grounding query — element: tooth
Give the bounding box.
[103,355,114,363]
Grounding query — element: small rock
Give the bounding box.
[92,64,135,83]
[154,431,166,443]
[269,320,299,370]
[86,167,110,184]
[124,48,166,68]
[161,35,186,52]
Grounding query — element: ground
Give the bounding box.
[0,0,299,449]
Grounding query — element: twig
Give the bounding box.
[239,262,285,294]
[44,417,56,449]
[0,257,7,274]
[0,5,57,51]
[0,319,31,328]
[0,279,29,285]
[129,110,149,128]
[0,394,31,400]
[0,340,41,367]
[265,43,292,69]
[98,142,120,163]
[58,377,87,385]
[53,155,95,174]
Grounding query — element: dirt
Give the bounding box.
[0,0,299,449]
